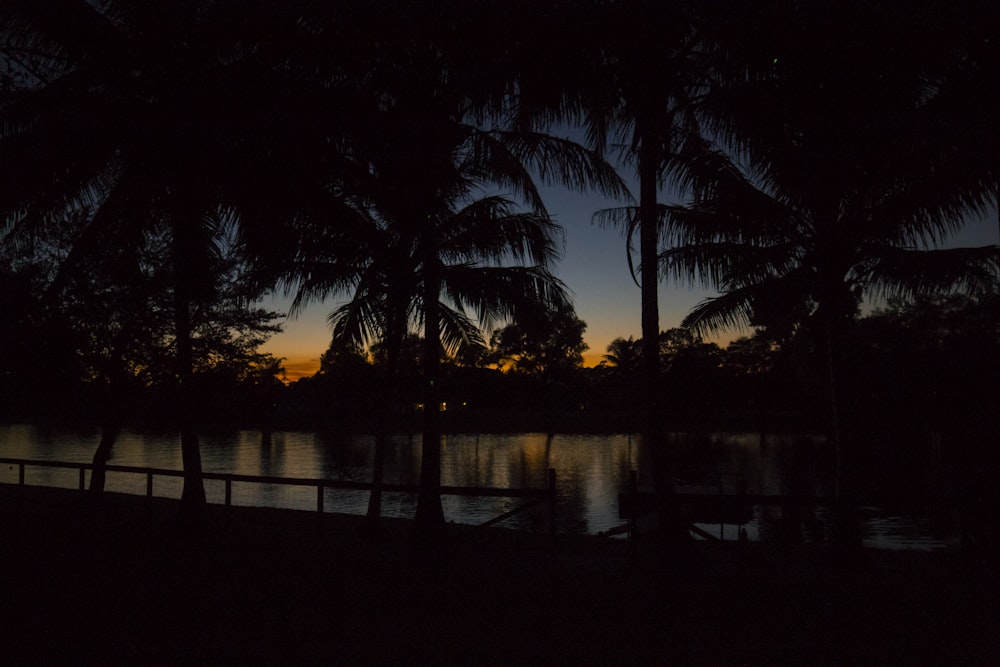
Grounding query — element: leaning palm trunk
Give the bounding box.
[88,424,120,498]
[88,379,122,498]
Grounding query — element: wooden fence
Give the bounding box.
[0,457,557,535]
[618,468,964,541]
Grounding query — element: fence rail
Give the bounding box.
[0,457,556,533]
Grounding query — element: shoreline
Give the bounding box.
[2,484,998,664]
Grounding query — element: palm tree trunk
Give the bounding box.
[367,354,398,539]
[824,313,860,550]
[638,124,661,424]
[414,264,446,540]
[366,387,390,534]
[367,432,387,530]
[638,115,687,544]
[366,318,403,538]
[177,291,206,518]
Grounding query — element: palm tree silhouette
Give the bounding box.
[662,9,1000,541]
[602,336,642,376]
[290,109,619,535]
[485,1,722,542]
[580,5,706,414]
[286,182,569,536]
[582,4,710,543]
[272,5,626,537]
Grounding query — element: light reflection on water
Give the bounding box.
[0,424,957,550]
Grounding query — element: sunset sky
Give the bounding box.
[261,180,1000,382]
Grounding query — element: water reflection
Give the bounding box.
[0,424,958,549]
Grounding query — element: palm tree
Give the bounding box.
[285,169,575,538]
[574,4,705,414]
[572,3,713,544]
[456,0,718,544]
[463,1,706,400]
[602,337,641,372]
[660,7,1000,541]
[270,3,627,538]
[406,200,569,534]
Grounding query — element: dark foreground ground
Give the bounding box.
[2,485,998,665]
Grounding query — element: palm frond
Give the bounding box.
[593,206,641,287]
[592,206,637,233]
[285,259,362,318]
[664,148,795,245]
[328,295,384,350]
[437,303,485,357]
[864,245,1000,302]
[443,198,562,267]
[675,248,734,291]
[681,288,757,338]
[661,241,778,290]
[489,130,631,203]
[0,0,119,86]
[462,129,549,213]
[441,264,569,334]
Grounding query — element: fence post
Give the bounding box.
[629,470,638,539]
[225,478,232,507]
[18,462,24,486]
[719,473,725,541]
[316,483,324,513]
[547,468,557,543]
[79,466,86,492]
[146,472,154,498]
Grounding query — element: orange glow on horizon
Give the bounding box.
[279,350,605,382]
[581,351,605,368]
[273,332,730,382]
[280,357,321,383]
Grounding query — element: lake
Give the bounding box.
[0,424,961,550]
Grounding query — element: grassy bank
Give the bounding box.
[1,484,997,665]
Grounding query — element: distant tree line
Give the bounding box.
[278,293,1000,437]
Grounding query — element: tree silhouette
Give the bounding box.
[488,302,588,377]
[852,294,1000,432]
[661,2,1000,544]
[0,1,311,522]
[575,2,714,543]
[588,5,707,408]
[3,206,283,494]
[0,238,82,422]
[269,4,625,538]
[601,336,642,376]
[489,0,708,408]
[287,183,572,537]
